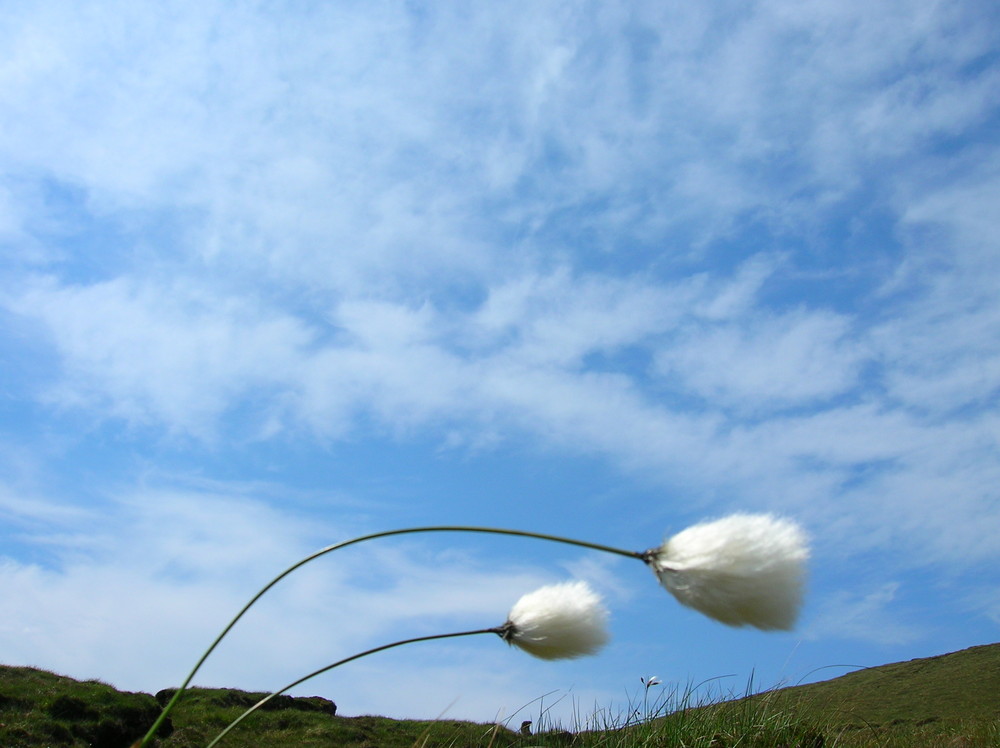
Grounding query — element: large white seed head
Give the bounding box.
[649,514,809,630]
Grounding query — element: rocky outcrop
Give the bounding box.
[155,687,336,716]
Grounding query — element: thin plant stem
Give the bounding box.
[138,525,644,746]
[205,627,503,748]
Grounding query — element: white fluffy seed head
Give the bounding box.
[502,580,610,660]
[649,514,809,631]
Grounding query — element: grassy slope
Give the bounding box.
[668,641,1000,747]
[766,641,1000,729]
[1,642,997,747]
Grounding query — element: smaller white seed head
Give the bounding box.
[502,580,610,660]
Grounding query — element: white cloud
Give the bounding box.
[1,0,991,286]
[7,275,314,436]
[3,267,703,443]
[805,582,923,646]
[656,310,864,410]
[690,255,780,322]
[0,484,92,528]
[872,164,1000,415]
[469,269,696,366]
[970,587,1000,627]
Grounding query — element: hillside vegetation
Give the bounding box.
[763,641,1000,731]
[1,642,997,747]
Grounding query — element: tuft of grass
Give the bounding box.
[537,677,822,748]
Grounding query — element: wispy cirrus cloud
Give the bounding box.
[2,0,993,281]
[806,582,924,646]
[654,309,865,410]
[8,275,314,437]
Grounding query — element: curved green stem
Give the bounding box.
[138,525,643,746]
[205,627,503,748]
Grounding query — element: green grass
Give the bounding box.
[757,641,1000,746]
[2,642,998,747]
[0,670,520,748]
[0,666,161,748]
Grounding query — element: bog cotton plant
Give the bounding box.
[137,513,809,747]
[501,580,609,659]
[645,514,809,630]
[204,581,609,747]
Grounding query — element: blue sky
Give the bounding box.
[1,0,999,726]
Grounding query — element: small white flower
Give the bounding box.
[501,580,610,660]
[647,514,809,630]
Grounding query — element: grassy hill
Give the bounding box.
[1,643,997,747]
[691,642,1000,746]
[763,641,1000,731]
